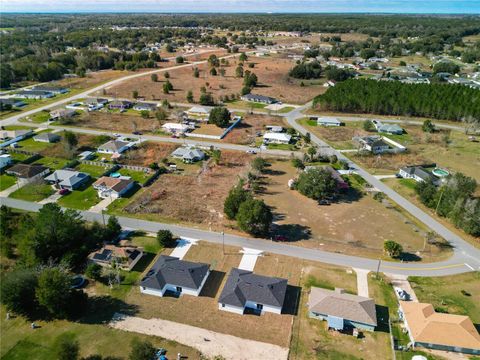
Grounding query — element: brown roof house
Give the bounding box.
[88,244,143,271]
[93,176,135,199]
[307,287,377,331]
[400,301,480,355]
[5,164,49,185]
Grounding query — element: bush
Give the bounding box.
[384,240,403,258]
[236,199,272,237]
[156,229,176,248]
[0,268,39,316]
[224,184,252,219]
[129,339,156,360]
[363,120,375,131]
[175,56,184,64]
[85,263,102,281]
[55,334,79,360]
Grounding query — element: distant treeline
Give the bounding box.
[313,79,480,122]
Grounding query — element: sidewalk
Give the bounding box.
[0,183,22,197]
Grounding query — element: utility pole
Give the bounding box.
[222,231,225,255]
[376,259,382,279]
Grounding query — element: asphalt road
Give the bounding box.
[0,196,475,277]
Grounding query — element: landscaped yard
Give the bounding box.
[57,184,100,210]
[9,183,54,202]
[32,156,70,170]
[0,174,16,191]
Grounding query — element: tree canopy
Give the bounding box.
[295,168,337,201]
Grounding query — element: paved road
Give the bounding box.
[285,104,480,272]
[0,197,476,276]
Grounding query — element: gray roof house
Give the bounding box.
[0,98,26,108]
[133,102,158,111]
[6,164,50,185]
[373,121,404,135]
[399,166,439,185]
[16,90,54,99]
[140,255,210,297]
[241,93,278,104]
[171,147,205,163]
[97,140,130,154]
[45,169,90,190]
[32,85,68,94]
[308,287,378,331]
[354,136,391,154]
[33,132,61,143]
[218,268,288,315]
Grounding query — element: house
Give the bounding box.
[307,287,377,332]
[140,255,210,297]
[218,268,288,315]
[311,117,343,127]
[32,85,68,94]
[162,122,190,134]
[133,102,158,112]
[88,244,143,271]
[353,136,391,154]
[0,98,26,108]
[265,125,284,133]
[241,93,278,104]
[45,169,90,190]
[0,154,12,169]
[323,80,337,88]
[50,108,76,120]
[373,120,403,135]
[6,164,49,185]
[0,129,33,141]
[85,98,108,111]
[93,176,135,198]
[108,100,132,110]
[399,301,480,355]
[185,106,211,121]
[97,140,130,154]
[263,132,292,144]
[78,151,95,160]
[171,147,205,163]
[33,132,61,143]
[16,90,54,99]
[399,166,438,184]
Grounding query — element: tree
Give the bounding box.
[292,158,305,170]
[241,86,251,96]
[422,119,435,133]
[252,157,267,173]
[224,183,252,219]
[360,48,376,60]
[289,61,322,79]
[384,240,403,258]
[129,339,156,360]
[329,155,338,164]
[304,132,311,143]
[0,268,39,316]
[186,90,194,103]
[307,146,317,162]
[363,120,375,132]
[175,56,184,64]
[199,92,214,106]
[140,110,150,119]
[55,335,79,360]
[210,67,217,76]
[150,74,158,82]
[209,107,231,128]
[243,72,258,88]
[208,54,219,67]
[107,215,122,239]
[236,199,272,237]
[324,66,353,82]
[132,90,139,99]
[295,167,337,201]
[36,267,77,318]
[156,229,176,248]
[433,61,460,74]
[210,149,222,165]
[63,131,78,157]
[85,263,102,281]
[155,108,168,121]
[239,52,248,62]
[399,61,407,66]
[235,65,244,78]
[193,67,200,78]
[164,71,170,79]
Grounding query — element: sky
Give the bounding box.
[0,0,479,14]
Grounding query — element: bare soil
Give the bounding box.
[119,142,179,166]
[224,114,288,145]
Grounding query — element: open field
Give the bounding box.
[258,159,450,261]
[9,182,54,202]
[119,142,178,166]
[408,272,480,324]
[117,151,251,230]
[74,163,109,178]
[382,177,480,248]
[0,306,200,360]
[0,174,16,191]
[223,113,289,145]
[298,118,363,150]
[109,55,326,105]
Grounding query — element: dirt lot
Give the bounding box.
[119,142,179,166]
[258,159,450,261]
[224,114,289,145]
[108,55,325,105]
[121,151,251,228]
[125,241,294,347]
[55,70,132,92]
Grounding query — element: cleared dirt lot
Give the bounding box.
[224,114,289,145]
[119,142,179,166]
[122,151,251,229]
[258,159,450,261]
[108,55,325,105]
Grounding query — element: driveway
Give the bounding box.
[38,192,63,205]
[170,237,198,260]
[0,182,22,197]
[110,313,289,360]
[238,248,263,271]
[353,268,370,297]
[386,273,419,302]
[89,197,115,213]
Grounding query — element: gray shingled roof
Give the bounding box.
[140,255,209,290]
[308,287,377,326]
[400,166,435,182]
[218,268,288,309]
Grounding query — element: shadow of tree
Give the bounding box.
[399,252,422,262]
[80,296,139,324]
[271,222,311,241]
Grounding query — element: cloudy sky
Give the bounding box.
[1,0,479,13]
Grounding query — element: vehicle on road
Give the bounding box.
[246,149,257,154]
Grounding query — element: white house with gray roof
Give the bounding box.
[97,140,130,154]
[45,169,90,190]
[218,268,288,315]
[399,166,439,185]
[140,255,210,297]
[171,147,205,163]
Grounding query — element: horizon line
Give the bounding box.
[1,11,480,15]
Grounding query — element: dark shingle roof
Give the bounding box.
[218,268,287,309]
[6,164,48,178]
[140,255,209,290]
[400,166,435,182]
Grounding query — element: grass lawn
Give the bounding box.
[2,125,33,131]
[20,110,51,124]
[0,174,16,191]
[33,156,69,170]
[9,183,54,202]
[276,106,295,113]
[117,168,151,184]
[0,307,200,360]
[16,137,56,153]
[227,100,268,110]
[75,163,109,178]
[8,152,33,163]
[267,142,298,151]
[409,272,480,323]
[57,185,100,210]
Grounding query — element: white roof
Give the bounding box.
[263,132,292,142]
[317,117,341,124]
[163,123,189,131]
[187,106,210,114]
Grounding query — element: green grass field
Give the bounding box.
[0,174,16,191]
[75,163,109,178]
[8,152,33,163]
[117,168,151,183]
[20,111,51,124]
[57,185,100,210]
[9,183,54,202]
[33,157,69,170]
[17,137,56,153]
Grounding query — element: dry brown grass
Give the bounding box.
[109,55,325,105]
[123,151,251,228]
[119,142,178,166]
[55,70,132,90]
[224,114,288,145]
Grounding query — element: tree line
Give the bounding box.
[313,79,480,122]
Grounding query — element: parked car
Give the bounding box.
[318,199,331,205]
[246,149,257,154]
[58,188,70,195]
[132,131,142,135]
[394,287,410,301]
[274,235,288,242]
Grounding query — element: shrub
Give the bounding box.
[156,230,176,248]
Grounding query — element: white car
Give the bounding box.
[246,149,257,154]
